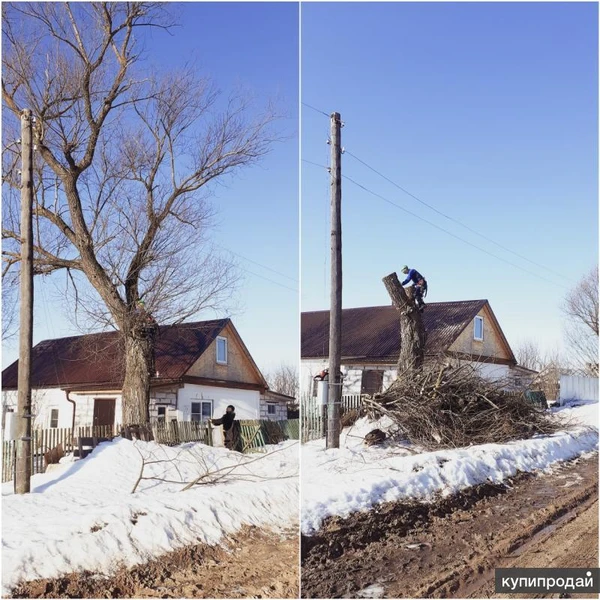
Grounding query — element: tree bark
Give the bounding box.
[121,329,155,425]
[382,272,427,373]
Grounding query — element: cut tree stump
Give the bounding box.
[382,272,427,373]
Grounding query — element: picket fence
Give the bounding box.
[301,394,365,443]
[2,418,300,483]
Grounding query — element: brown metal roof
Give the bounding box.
[2,319,230,390]
[301,300,490,361]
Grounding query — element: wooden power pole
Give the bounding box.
[327,112,342,449]
[15,109,34,494]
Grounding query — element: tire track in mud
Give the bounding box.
[301,455,598,599]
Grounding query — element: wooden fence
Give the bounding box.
[2,424,121,483]
[237,419,300,453]
[2,418,299,482]
[301,394,366,443]
[151,420,212,446]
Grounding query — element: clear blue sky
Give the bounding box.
[301,2,598,359]
[3,3,299,374]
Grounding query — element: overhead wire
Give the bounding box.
[218,246,297,283]
[239,267,298,293]
[344,149,569,281]
[302,159,564,289]
[301,102,330,118]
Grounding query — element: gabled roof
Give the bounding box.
[2,319,262,390]
[302,300,515,363]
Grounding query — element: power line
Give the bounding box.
[302,158,329,170]
[344,149,569,281]
[302,102,330,118]
[302,159,564,289]
[219,246,297,282]
[241,267,298,293]
[343,173,563,289]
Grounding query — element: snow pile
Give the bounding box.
[2,438,298,592]
[302,403,598,535]
[551,399,598,428]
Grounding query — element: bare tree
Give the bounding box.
[2,3,280,424]
[532,348,568,402]
[514,339,543,372]
[1,273,19,339]
[264,363,299,399]
[562,267,599,376]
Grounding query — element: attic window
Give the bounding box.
[216,336,228,364]
[474,316,484,341]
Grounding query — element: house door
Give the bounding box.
[93,398,116,426]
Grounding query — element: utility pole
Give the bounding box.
[327,112,342,449]
[15,109,34,494]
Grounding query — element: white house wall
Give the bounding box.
[301,357,515,398]
[302,360,397,396]
[177,383,260,422]
[2,389,123,429]
[301,360,327,395]
[471,362,511,381]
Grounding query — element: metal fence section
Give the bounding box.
[559,375,599,405]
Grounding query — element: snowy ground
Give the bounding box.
[1,438,298,593]
[302,401,598,535]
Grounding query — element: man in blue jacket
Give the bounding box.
[400,265,427,310]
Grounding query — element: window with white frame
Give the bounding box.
[267,403,276,415]
[216,336,228,364]
[156,406,166,422]
[474,316,484,341]
[50,408,59,428]
[191,400,213,422]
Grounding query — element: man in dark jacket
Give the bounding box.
[400,265,428,310]
[211,405,237,450]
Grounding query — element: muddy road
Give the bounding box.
[301,455,598,599]
[11,526,299,599]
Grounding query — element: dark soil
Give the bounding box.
[301,455,598,599]
[10,526,299,599]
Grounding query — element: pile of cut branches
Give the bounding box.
[363,361,561,449]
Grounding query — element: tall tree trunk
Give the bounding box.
[382,272,427,372]
[121,330,154,425]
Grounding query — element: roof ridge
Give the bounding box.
[302,299,488,314]
[34,318,231,346]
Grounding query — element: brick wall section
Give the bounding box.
[149,386,178,419]
[259,399,288,421]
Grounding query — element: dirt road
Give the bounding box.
[301,455,598,599]
[11,526,299,599]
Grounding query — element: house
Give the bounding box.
[2,319,272,433]
[260,390,295,421]
[301,299,535,396]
